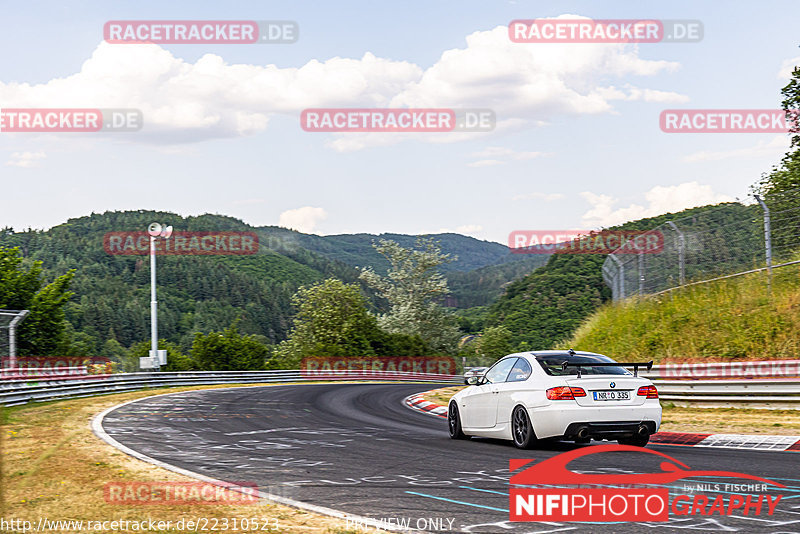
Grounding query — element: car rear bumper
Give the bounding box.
[563,420,658,440]
[528,403,662,439]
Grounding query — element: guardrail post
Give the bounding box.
[8,310,29,368]
[754,195,773,294]
[666,221,685,286]
[608,255,625,300]
[638,251,645,296]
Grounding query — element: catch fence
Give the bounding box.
[603,187,800,300]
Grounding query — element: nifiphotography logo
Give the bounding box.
[509,445,784,522]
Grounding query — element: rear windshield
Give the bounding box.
[536,354,631,376]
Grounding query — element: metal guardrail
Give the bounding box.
[643,359,800,380]
[0,370,462,406]
[654,379,800,409]
[1,366,798,409]
[0,366,88,380]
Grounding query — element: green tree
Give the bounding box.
[102,338,128,369]
[756,63,800,195]
[271,279,382,367]
[477,325,513,360]
[782,64,800,151]
[359,238,460,353]
[758,64,800,194]
[756,63,800,256]
[269,278,430,368]
[0,246,75,355]
[191,325,268,371]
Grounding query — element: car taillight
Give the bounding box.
[546,386,586,400]
[637,385,658,399]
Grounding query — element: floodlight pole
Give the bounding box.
[150,235,159,372]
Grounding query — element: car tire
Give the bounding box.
[511,405,538,449]
[448,402,468,440]
[618,434,650,447]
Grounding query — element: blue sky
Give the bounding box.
[1,0,798,244]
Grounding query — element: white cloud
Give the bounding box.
[390,22,679,113]
[330,23,681,151]
[0,44,421,143]
[455,224,483,234]
[467,159,505,167]
[0,16,683,148]
[595,84,689,104]
[512,192,565,202]
[580,182,735,227]
[472,147,515,158]
[433,224,484,237]
[467,146,553,166]
[778,56,800,79]
[278,206,327,234]
[472,146,553,160]
[6,151,46,167]
[683,136,789,162]
[328,117,528,152]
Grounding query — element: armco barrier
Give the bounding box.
[654,379,800,409]
[646,359,800,380]
[0,366,88,380]
[1,363,799,409]
[0,369,461,406]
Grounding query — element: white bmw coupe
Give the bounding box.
[448,350,662,448]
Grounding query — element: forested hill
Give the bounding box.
[1,211,355,352]
[277,230,550,307]
[0,210,541,353]
[279,231,540,273]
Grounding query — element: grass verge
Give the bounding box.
[420,386,800,435]
[563,260,800,362]
[0,384,360,534]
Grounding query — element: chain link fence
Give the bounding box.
[602,186,800,300]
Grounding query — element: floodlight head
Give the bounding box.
[163,225,173,239]
[147,222,163,237]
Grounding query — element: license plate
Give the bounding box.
[593,390,630,401]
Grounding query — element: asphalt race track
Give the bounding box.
[99,383,800,533]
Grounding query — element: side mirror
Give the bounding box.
[466,376,480,386]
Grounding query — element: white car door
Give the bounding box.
[460,357,517,428]
[493,358,533,427]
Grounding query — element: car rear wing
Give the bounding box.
[560,360,654,378]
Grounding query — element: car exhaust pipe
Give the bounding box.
[576,427,589,439]
[637,424,650,437]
